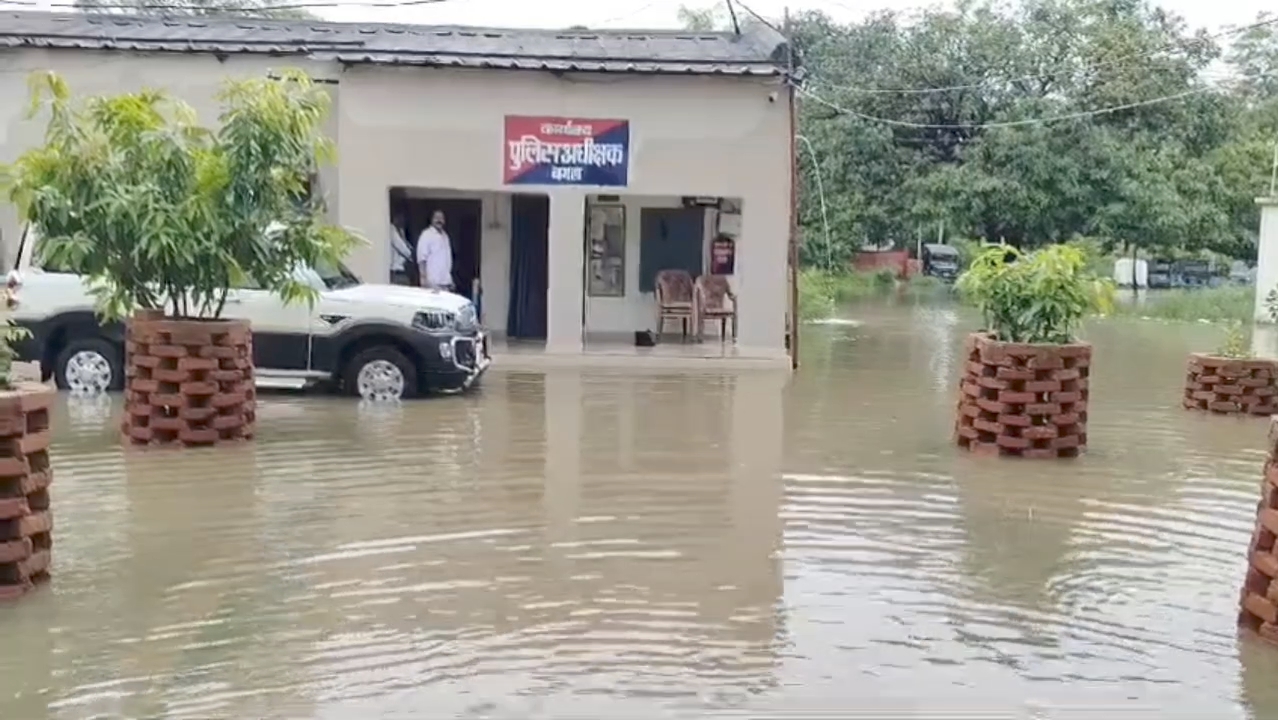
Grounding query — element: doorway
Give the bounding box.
[507,194,549,339]
[638,207,705,292]
[392,192,483,301]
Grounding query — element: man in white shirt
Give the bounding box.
[389,210,413,286]
[416,210,454,291]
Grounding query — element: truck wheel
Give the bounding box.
[342,345,418,401]
[54,337,124,393]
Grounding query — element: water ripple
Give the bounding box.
[0,308,1274,718]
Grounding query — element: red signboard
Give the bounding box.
[503,116,631,187]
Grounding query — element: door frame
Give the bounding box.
[409,196,483,300]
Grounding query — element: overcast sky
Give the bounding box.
[316,0,1270,32]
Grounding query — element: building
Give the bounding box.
[0,12,797,364]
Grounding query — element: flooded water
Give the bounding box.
[4,301,1278,718]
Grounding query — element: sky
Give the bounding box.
[314,0,1271,33]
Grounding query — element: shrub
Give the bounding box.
[1216,320,1251,359]
[0,274,30,389]
[956,243,1115,344]
[872,268,897,289]
[1,70,359,322]
[1113,285,1253,323]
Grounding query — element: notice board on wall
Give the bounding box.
[503,116,630,187]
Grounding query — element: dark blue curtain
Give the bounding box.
[507,194,549,339]
[638,207,705,293]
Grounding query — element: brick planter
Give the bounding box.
[0,384,54,600]
[1238,419,1278,643]
[955,333,1091,459]
[1183,354,1278,416]
[122,312,256,447]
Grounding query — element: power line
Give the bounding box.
[730,0,783,38]
[595,0,661,27]
[805,15,1278,96]
[798,84,1210,130]
[0,0,448,9]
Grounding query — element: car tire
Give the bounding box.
[342,345,419,401]
[54,337,124,393]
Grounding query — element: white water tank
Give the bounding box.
[1113,258,1149,288]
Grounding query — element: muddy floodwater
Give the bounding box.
[7,302,1278,718]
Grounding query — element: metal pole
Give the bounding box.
[785,6,800,370]
[1270,141,1277,197]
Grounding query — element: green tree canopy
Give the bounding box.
[682,0,1278,267]
[1,70,359,321]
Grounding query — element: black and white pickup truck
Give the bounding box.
[7,229,491,400]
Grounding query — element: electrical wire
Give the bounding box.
[729,0,782,37]
[805,15,1278,96]
[593,0,662,27]
[0,0,447,10]
[798,84,1211,130]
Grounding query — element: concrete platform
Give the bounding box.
[490,338,791,372]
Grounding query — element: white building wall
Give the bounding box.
[335,65,790,358]
[0,50,791,358]
[1256,197,1278,323]
[0,50,340,268]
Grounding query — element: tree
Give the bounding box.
[677,4,725,32]
[1,70,358,321]
[686,0,1278,264]
[73,0,315,20]
[1229,12,1278,101]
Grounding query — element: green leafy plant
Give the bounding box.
[956,243,1116,344]
[1,70,359,321]
[1264,286,1278,323]
[1216,320,1251,359]
[872,268,897,289]
[0,278,32,389]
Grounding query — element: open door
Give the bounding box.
[402,197,482,300]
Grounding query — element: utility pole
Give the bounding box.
[785,5,800,370]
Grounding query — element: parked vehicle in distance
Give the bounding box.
[1112,258,1149,288]
[1229,260,1256,286]
[1147,259,1173,289]
[920,243,960,282]
[7,227,490,401]
[1173,259,1216,288]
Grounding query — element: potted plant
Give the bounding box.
[954,244,1114,459]
[1238,415,1278,642]
[0,272,56,599]
[1183,321,1277,416]
[2,71,357,446]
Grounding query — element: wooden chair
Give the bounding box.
[695,274,737,342]
[654,269,696,340]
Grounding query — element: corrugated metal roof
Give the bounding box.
[0,11,792,76]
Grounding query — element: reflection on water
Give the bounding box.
[3,301,1278,717]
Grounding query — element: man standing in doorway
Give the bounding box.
[417,209,454,291]
[389,210,414,286]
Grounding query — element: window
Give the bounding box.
[311,258,361,290]
[586,204,625,297]
[36,244,82,274]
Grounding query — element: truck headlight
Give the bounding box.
[413,310,455,332]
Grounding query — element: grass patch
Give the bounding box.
[798,269,949,320]
[1108,285,1254,324]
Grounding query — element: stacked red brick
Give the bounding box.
[0,386,54,600]
[122,314,256,446]
[955,334,1092,459]
[1239,420,1278,642]
[1184,354,1278,416]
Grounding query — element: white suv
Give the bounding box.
[7,230,491,400]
